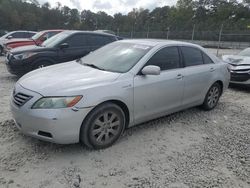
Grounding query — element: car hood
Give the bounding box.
[222,55,250,66]
[5,38,33,45]
[10,45,47,54]
[18,61,121,96]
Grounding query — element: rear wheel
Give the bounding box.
[202,82,222,110]
[81,103,125,149]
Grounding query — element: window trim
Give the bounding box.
[137,45,183,75]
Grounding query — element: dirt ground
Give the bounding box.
[0,48,249,188]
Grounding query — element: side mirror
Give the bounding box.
[141,65,161,76]
[6,35,13,39]
[60,43,69,49]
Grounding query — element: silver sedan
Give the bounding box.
[11,40,230,149]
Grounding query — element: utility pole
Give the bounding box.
[192,24,195,41]
[217,23,224,56]
[166,27,170,40]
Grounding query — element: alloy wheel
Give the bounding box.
[207,86,220,108]
[90,111,121,145]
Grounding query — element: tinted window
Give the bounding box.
[11,32,25,38]
[88,35,113,46]
[47,31,59,38]
[25,32,35,38]
[181,46,203,66]
[146,47,180,71]
[65,34,88,47]
[203,53,214,64]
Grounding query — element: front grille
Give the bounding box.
[13,92,33,107]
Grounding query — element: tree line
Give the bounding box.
[0,0,250,33]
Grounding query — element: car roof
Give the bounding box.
[119,39,202,48]
[60,30,116,37]
[39,29,64,32]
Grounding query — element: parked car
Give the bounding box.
[0,31,36,55]
[222,48,250,86]
[5,30,118,75]
[10,40,230,149]
[3,30,63,53]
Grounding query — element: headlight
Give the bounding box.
[32,96,82,109]
[13,52,37,60]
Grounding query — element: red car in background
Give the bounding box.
[3,30,63,52]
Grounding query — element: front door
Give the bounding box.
[133,46,185,124]
[58,34,90,63]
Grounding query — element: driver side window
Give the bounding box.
[146,46,180,71]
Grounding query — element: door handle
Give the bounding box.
[210,67,215,72]
[176,74,184,80]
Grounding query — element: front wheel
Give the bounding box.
[202,82,222,111]
[80,103,125,149]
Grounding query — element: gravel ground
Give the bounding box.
[0,48,249,188]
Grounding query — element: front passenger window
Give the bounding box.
[146,47,180,71]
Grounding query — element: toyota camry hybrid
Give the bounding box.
[10,40,230,149]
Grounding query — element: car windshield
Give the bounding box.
[42,32,69,47]
[79,42,152,73]
[31,31,44,40]
[238,48,250,57]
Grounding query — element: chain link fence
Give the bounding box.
[118,30,250,50]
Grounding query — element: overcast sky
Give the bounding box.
[37,0,177,15]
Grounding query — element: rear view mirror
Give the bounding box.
[141,65,161,76]
[6,35,13,39]
[60,43,69,49]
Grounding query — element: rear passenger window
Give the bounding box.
[203,53,214,64]
[181,46,203,67]
[11,32,25,38]
[65,34,88,47]
[146,47,180,71]
[25,32,34,38]
[88,35,112,46]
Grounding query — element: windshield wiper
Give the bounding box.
[83,63,106,71]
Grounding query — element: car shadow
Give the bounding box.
[229,84,250,93]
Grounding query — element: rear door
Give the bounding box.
[180,46,216,107]
[133,46,185,123]
[57,34,90,63]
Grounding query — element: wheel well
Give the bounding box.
[103,100,130,128]
[215,80,223,94]
[31,58,55,69]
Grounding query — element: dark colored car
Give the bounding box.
[3,30,63,53]
[5,31,118,75]
[0,31,36,55]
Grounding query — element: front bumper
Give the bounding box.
[5,53,31,75]
[10,84,93,144]
[230,71,250,86]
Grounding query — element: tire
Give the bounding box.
[32,60,52,71]
[202,82,222,111]
[80,103,126,149]
[0,46,3,56]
